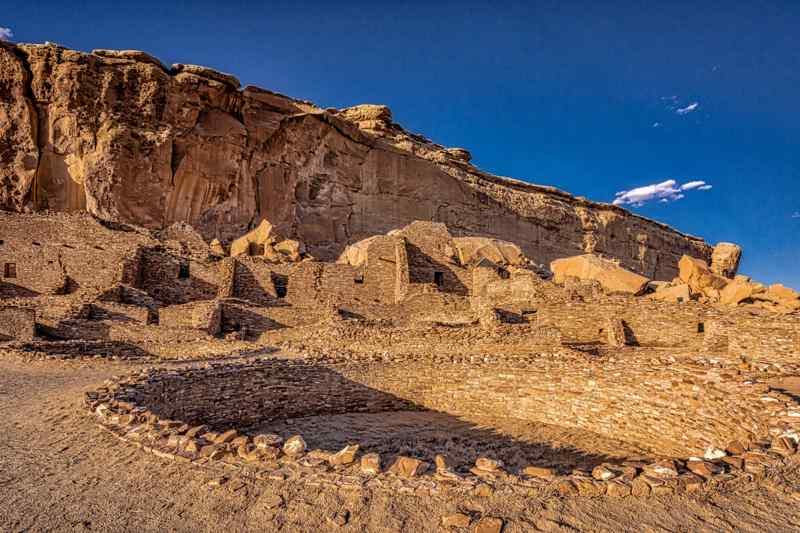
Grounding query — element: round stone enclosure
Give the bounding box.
[120,353,773,466]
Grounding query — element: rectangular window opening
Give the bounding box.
[433,271,444,287]
[178,262,190,279]
[4,262,17,279]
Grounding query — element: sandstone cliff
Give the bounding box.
[0,42,714,279]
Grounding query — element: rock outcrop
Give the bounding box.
[0,42,719,279]
[710,242,742,279]
[550,254,650,295]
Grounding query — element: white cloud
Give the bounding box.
[676,102,699,115]
[0,27,12,41]
[792,212,800,219]
[613,179,713,207]
[652,122,661,128]
[680,180,707,191]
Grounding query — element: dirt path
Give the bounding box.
[2,356,800,532]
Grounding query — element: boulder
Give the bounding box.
[765,283,799,303]
[649,283,691,303]
[209,238,226,256]
[230,219,277,257]
[719,279,759,305]
[678,255,729,297]
[550,254,650,295]
[230,220,305,262]
[452,237,527,267]
[711,242,742,279]
[336,236,381,267]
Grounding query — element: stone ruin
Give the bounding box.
[0,44,799,512]
[1,206,799,504]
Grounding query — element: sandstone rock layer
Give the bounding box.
[0,43,715,279]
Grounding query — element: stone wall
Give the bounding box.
[535,301,713,347]
[0,305,35,341]
[705,316,800,364]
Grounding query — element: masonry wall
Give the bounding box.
[0,305,36,341]
[113,355,771,459]
[362,236,398,304]
[705,316,800,363]
[138,248,219,304]
[535,301,713,347]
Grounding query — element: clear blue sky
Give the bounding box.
[4,1,799,288]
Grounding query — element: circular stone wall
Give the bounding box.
[88,353,800,497]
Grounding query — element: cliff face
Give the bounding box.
[0,42,712,279]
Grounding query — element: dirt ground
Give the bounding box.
[3,354,800,533]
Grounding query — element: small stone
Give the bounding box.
[704,446,727,460]
[474,483,494,497]
[185,425,208,438]
[327,510,349,527]
[199,444,220,457]
[283,435,307,456]
[388,456,428,478]
[721,456,744,470]
[473,516,504,533]
[329,444,359,466]
[591,465,618,481]
[230,436,249,448]
[771,436,797,456]
[184,438,201,454]
[726,440,748,455]
[442,513,471,528]
[207,476,227,487]
[254,433,283,449]
[575,478,606,497]
[216,429,238,444]
[606,480,631,497]
[630,477,651,497]
[686,460,723,479]
[261,494,284,509]
[642,460,679,478]
[360,453,381,475]
[522,465,555,479]
[435,454,450,473]
[475,457,503,472]
[556,479,578,496]
[678,473,705,493]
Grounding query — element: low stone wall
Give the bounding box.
[705,317,800,364]
[159,300,221,335]
[87,355,800,499]
[536,301,713,347]
[0,305,36,341]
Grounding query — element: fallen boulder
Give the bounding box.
[649,283,691,303]
[452,236,527,267]
[711,242,742,279]
[678,255,729,298]
[550,254,650,295]
[230,219,306,262]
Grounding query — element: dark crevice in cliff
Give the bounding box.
[6,44,45,209]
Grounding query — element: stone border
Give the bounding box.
[85,359,800,499]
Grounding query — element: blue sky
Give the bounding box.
[3,1,799,287]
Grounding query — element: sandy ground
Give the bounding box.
[3,355,800,532]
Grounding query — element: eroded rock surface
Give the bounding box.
[0,43,716,279]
